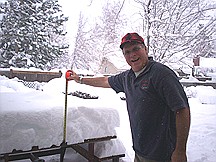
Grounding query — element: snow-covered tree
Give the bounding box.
[70,12,100,71]
[70,0,127,72]
[96,0,127,59]
[0,0,69,70]
[134,0,216,63]
[193,23,214,58]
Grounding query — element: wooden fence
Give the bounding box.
[180,81,216,89]
[0,69,62,82]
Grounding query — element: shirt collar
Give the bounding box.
[134,66,146,77]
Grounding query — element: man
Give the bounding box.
[67,33,190,162]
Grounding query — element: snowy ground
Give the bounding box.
[0,74,216,162]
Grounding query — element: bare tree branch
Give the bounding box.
[134,0,216,65]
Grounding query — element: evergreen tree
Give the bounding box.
[0,0,68,70]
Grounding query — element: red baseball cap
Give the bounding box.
[120,33,144,49]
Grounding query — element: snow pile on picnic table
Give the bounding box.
[0,76,126,158]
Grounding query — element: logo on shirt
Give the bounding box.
[140,80,149,90]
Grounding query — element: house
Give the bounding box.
[191,56,216,83]
[193,56,216,77]
[98,57,129,75]
[98,57,118,74]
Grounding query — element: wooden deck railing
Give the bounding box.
[0,69,62,82]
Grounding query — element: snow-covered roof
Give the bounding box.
[200,57,216,67]
[106,53,130,70]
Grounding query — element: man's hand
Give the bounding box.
[171,149,187,162]
[65,70,80,83]
[65,70,111,88]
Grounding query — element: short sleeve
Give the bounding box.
[108,73,125,93]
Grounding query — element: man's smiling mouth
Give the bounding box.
[131,58,140,62]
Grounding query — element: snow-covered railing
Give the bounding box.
[180,76,216,89]
[181,81,216,89]
[0,69,62,82]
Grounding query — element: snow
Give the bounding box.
[0,76,126,160]
[0,73,216,162]
[200,57,216,68]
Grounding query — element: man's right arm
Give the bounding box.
[67,70,111,88]
[79,76,111,88]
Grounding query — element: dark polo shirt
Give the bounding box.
[108,60,189,161]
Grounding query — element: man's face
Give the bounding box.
[122,43,148,72]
